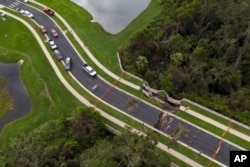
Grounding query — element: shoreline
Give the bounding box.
[0,63,32,132]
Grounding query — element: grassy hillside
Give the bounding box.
[0,8,189,167]
[37,0,162,73]
[0,15,82,145]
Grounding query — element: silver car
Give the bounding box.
[54,49,63,61]
[23,10,33,18]
[48,40,57,50]
[64,57,71,70]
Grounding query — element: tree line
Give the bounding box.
[0,107,170,167]
[119,0,250,125]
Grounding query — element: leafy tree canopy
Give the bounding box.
[119,0,250,125]
[1,108,169,167]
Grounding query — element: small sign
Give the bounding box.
[230,151,250,167]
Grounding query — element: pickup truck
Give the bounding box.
[82,63,97,77]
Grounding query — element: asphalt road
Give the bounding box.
[0,63,32,132]
[0,0,243,166]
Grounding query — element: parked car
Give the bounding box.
[23,10,33,18]
[16,8,24,14]
[64,57,71,70]
[43,7,54,16]
[51,29,59,38]
[20,0,28,3]
[48,39,57,50]
[39,25,47,33]
[82,63,97,77]
[16,8,20,12]
[54,49,63,61]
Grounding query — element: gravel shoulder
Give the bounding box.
[0,63,32,132]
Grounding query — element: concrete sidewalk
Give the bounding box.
[34,0,250,143]
[30,0,141,91]
[29,0,249,153]
[180,106,250,143]
[1,9,206,167]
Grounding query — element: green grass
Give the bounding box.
[34,0,249,153]
[0,2,242,164]
[34,0,250,137]
[29,0,165,109]
[0,9,228,166]
[181,101,250,136]
[32,0,249,158]
[0,78,13,119]
[57,68,220,166]
[0,16,82,145]
[37,0,161,84]
[176,111,250,150]
[0,15,191,167]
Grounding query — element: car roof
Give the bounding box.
[66,57,71,62]
[86,66,93,71]
[54,49,59,53]
[49,40,55,45]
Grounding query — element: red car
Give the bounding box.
[43,7,54,16]
[51,29,59,38]
[39,25,47,33]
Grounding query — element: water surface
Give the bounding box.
[71,0,151,34]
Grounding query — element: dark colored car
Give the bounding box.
[43,7,54,16]
[54,49,63,61]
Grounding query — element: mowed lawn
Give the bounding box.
[0,16,82,146]
[38,0,162,74]
[0,14,191,167]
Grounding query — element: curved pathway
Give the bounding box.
[0,63,32,132]
[0,2,246,166]
[0,10,204,167]
[30,0,250,142]
[0,2,242,166]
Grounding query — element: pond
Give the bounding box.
[71,0,151,34]
[0,63,32,132]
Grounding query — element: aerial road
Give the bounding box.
[0,0,244,166]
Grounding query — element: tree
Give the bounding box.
[80,140,117,167]
[160,69,174,93]
[70,108,106,148]
[118,0,250,125]
[3,107,107,166]
[135,56,148,73]
[80,127,168,167]
[170,52,183,66]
